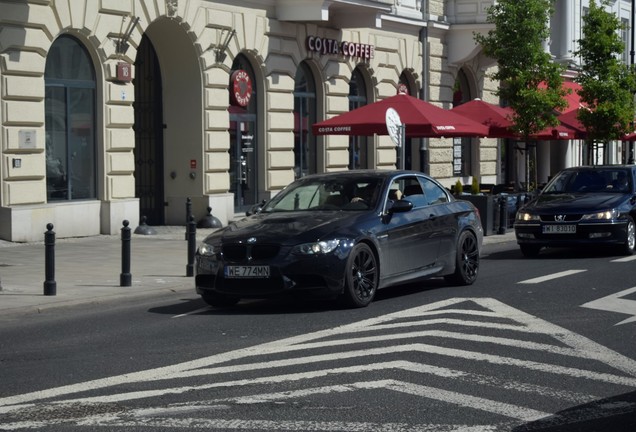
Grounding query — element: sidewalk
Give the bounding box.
[0,226,516,317]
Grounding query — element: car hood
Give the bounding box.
[205,211,365,244]
[529,193,627,212]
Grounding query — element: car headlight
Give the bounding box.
[198,242,219,256]
[294,239,340,255]
[581,208,618,221]
[516,212,540,222]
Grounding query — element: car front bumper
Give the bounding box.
[514,220,629,247]
[195,248,349,299]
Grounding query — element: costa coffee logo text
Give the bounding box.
[306,36,374,60]
[231,70,252,107]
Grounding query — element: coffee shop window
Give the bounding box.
[348,68,369,169]
[44,35,97,201]
[293,62,317,178]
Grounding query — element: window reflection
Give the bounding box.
[45,36,96,201]
[294,63,317,178]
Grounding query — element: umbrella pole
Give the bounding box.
[399,125,405,170]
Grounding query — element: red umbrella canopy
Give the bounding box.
[312,93,489,138]
[623,130,636,141]
[450,99,515,138]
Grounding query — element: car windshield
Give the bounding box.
[263,176,383,212]
[542,168,632,194]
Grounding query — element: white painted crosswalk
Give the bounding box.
[1,298,635,431]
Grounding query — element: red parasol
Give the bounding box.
[312,93,489,138]
[450,99,515,138]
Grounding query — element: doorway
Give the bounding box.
[134,34,165,225]
[229,112,258,212]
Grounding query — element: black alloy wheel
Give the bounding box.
[445,230,480,285]
[341,243,378,308]
[622,216,636,255]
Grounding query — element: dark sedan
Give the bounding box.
[514,165,636,257]
[195,170,483,308]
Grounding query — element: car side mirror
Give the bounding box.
[389,199,413,213]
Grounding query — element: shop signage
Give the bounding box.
[306,36,374,60]
[231,70,252,107]
[116,62,132,82]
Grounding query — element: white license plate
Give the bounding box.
[224,265,270,278]
[542,224,576,234]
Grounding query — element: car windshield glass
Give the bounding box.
[263,177,382,212]
[542,169,631,194]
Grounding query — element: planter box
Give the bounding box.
[457,194,495,236]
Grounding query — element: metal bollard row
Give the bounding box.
[43,212,197,295]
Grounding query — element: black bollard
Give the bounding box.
[186,215,196,277]
[497,196,508,235]
[43,223,57,296]
[185,197,192,240]
[120,220,132,287]
[197,206,222,229]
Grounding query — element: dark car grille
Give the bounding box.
[222,243,281,263]
[539,214,582,222]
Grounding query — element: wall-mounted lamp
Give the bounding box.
[215,29,236,63]
[116,16,140,55]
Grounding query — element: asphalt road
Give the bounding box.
[1,239,635,431]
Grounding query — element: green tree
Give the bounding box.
[574,0,636,163]
[475,0,568,189]
[474,0,568,138]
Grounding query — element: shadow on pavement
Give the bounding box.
[148,279,446,316]
[512,390,636,431]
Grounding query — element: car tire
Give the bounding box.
[341,243,378,308]
[621,216,636,255]
[445,230,480,286]
[201,292,240,308]
[519,244,542,258]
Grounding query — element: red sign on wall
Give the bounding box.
[230,70,252,107]
[116,62,132,83]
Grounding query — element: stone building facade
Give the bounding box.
[0,0,530,241]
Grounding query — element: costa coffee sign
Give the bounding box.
[230,69,252,107]
[306,36,374,60]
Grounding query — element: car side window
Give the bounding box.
[402,177,427,207]
[422,178,449,205]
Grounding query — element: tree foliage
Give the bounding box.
[574,0,636,144]
[474,0,568,139]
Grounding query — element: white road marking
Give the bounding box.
[227,380,549,421]
[581,286,636,325]
[611,255,636,262]
[171,306,210,318]
[2,297,636,431]
[518,269,587,284]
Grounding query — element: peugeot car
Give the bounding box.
[514,165,636,257]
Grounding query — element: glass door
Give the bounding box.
[229,114,258,212]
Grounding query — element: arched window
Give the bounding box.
[349,68,368,169]
[293,62,317,178]
[45,35,96,201]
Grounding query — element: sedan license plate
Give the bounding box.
[224,265,270,278]
[542,224,576,234]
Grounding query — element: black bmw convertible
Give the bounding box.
[514,165,636,257]
[195,170,483,308]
